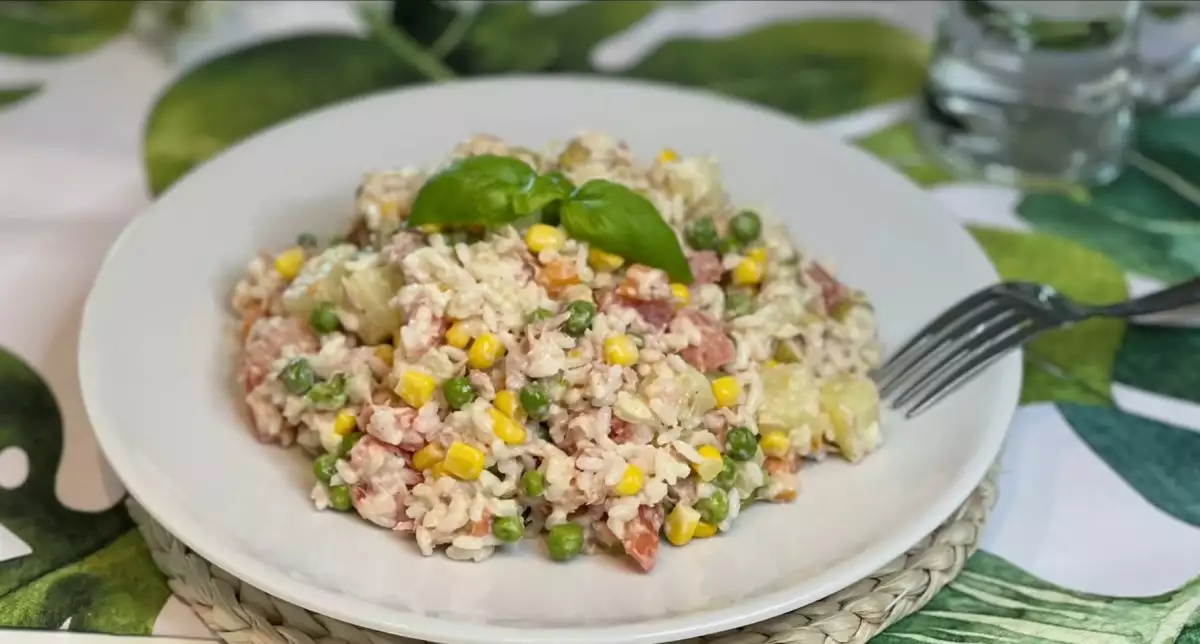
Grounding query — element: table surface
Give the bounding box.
[1,1,1198,642]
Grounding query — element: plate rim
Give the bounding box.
[80,74,1021,644]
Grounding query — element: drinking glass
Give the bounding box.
[916,0,1200,187]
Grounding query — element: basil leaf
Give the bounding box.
[408,155,537,227]
[512,172,571,216]
[560,179,694,283]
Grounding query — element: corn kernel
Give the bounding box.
[468,333,505,370]
[691,444,725,481]
[760,430,791,459]
[694,521,719,538]
[748,247,768,263]
[670,283,690,309]
[763,359,778,368]
[487,407,527,445]
[430,461,449,479]
[525,224,565,253]
[732,257,765,286]
[412,443,446,471]
[711,376,742,408]
[418,224,443,234]
[443,441,486,480]
[445,322,472,350]
[614,465,644,496]
[665,504,701,546]
[588,247,625,272]
[658,148,679,163]
[397,370,436,408]
[273,247,306,280]
[603,334,639,366]
[373,344,395,366]
[493,390,524,421]
[332,409,357,436]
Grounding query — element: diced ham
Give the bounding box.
[617,264,669,300]
[469,510,493,538]
[621,505,663,572]
[240,316,319,393]
[678,311,735,372]
[361,405,424,450]
[598,288,676,331]
[609,418,635,444]
[346,436,420,528]
[806,263,848,313]
[244,384,293,445]
[624,298,675,330]
[687,251,723,285]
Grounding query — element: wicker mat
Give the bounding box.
[128,466,996,644]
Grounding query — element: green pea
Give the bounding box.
[328,484,352,511]
[725,290,754,319]
[313,453,338,485]
[527,308,555,325]
[521,470,546,497]
[685,216,719,251]
[725,426,757,461]
[309,302,341,334]
[729,210,762,243]
[717,236,742,255]
[492,516,524,543]
[561,300,597,337]
[696,488,729,524]
[443,377,476,410]
[307,374,348,411]
[279,358,316,395]
[714,456,738,490]
[296,232,319,248]
[519,384,551,419]
[546,522,584,561]
[339,431,364,457]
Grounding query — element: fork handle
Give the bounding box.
[1099,277,1200,318]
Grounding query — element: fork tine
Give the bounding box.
[878,299,1013,396]
[890,308,1025,406]
[901,323,1042,418]
[875,285,1005,383]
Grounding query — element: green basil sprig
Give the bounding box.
[559,179,692,283]
[407,155,694,283]
[408,155,541,227]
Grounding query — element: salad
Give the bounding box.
[230,132,883,571]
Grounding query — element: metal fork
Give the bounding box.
[876,277,1200,418]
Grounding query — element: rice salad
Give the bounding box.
[231,132,884,572]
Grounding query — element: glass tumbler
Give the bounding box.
[916,0,1200,187]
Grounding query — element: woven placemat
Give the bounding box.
[128,466,996,644]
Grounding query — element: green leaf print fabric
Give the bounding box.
[0,348,168,632]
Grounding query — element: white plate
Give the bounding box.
[79,77,1019,644]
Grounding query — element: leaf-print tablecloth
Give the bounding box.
[1,1,1198,642]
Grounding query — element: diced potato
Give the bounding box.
[639,364,714,424]
[677,365,716,420]
[342,262,403,344]
[282,245,404,345]
[282,244,358,318]
[820,375,881,462]
[757,363,826,438]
